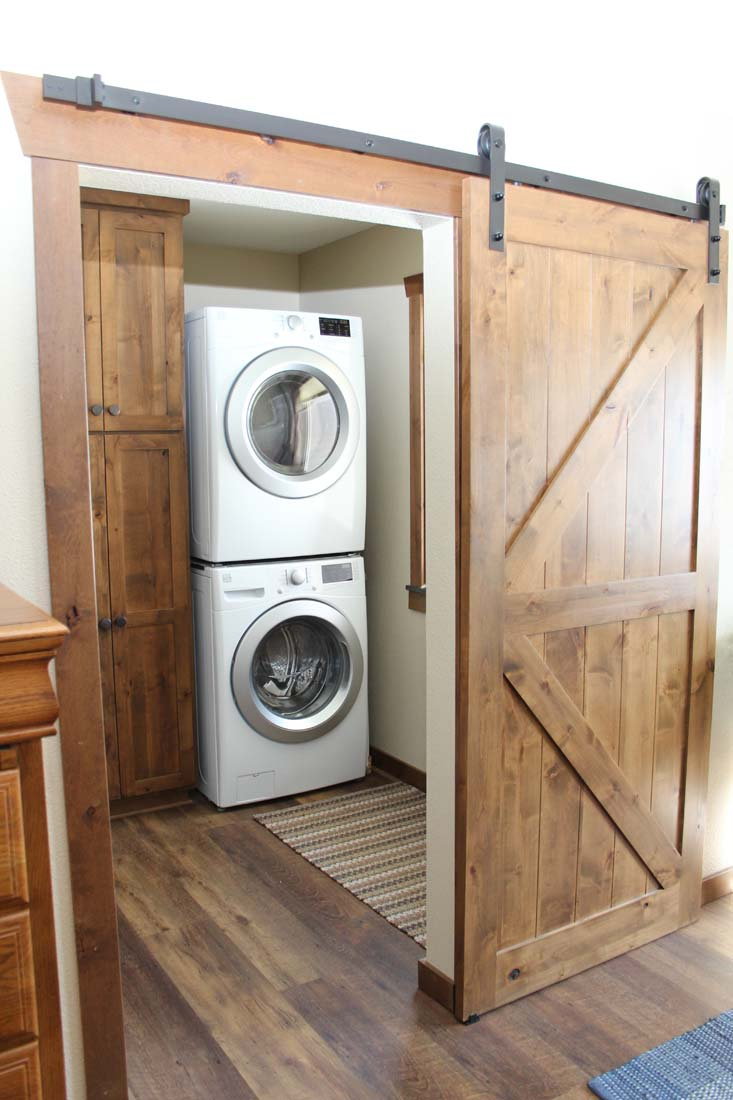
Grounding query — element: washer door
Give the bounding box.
[231,599,364,744]
[225,347,360,499]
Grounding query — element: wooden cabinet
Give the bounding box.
[82,190,195,806]
[82,189,187,433]
[0,584,68,1098]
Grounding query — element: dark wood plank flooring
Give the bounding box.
[112,775,733,1100]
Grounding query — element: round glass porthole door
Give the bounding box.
[225,347,360,499]
[231,600,364,743]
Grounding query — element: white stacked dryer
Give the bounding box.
[185,307,369,807]
[185,307,366,563]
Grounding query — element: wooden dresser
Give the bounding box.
[0,584,67,1099]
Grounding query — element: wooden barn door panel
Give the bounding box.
[456,177,726,1020]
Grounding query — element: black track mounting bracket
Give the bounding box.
[697,177,723,285]
[477,123,506,251]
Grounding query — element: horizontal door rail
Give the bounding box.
[43,73,723,227]
[505,572,697,634]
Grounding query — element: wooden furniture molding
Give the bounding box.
[0,582,68,1099]
[80,187,190,215]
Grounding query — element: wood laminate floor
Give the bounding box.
[112,775,733,1100]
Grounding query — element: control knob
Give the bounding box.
[289,568,307,586]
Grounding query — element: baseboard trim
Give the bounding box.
[370,747,426,792]
[702,866,733,906]
[418,959,455,1013]
[110,788,194,820]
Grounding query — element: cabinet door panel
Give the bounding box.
[88,434,121,800]
[99,210,184,431]
[81,207,104,432]
[0,1042,42,1100]
[0,768,28,907]
[105,433,194,796]
[0,911,38,1043]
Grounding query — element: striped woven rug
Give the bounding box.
[254,782,426,945]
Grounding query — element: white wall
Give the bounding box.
[184,242,300,312]
[299,226,426,771]
[3,7,733,1093]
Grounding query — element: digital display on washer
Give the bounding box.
[319,317,351,337]
[322,562,353,584]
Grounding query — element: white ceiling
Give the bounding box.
[183,198,370,253]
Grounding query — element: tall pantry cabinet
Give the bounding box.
[80,189,196,808]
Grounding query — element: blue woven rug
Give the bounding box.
[589,1011,733,1099]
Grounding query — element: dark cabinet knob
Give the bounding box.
[108,405,121,416]
[114,615,127,628]
[99,617,112,631]
[90,404,103,416]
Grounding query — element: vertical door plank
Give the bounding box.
[652,316,700,851]
[680,249,728,923]
[613,266,677,904]
[455,177,507,1020]
[500,243,549,948]
[536,251,592,935]
[576,257,634,919]
[88,433,121,800]
[81,207,103,432]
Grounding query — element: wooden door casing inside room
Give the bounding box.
[456,177,727,1020]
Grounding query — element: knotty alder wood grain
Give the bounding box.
[1,72,710,268]
[31,157,128,1100]
[98,209,184,432]
[458,176,726,1019]
[104,433,195,797]
[681,254,728,924]
[504,573,697,634]
[504,634,682,889]
[455,177,507,1021]
[89,433,121,799]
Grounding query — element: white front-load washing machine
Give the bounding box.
[185,307,366,563]
[190,555,369,807]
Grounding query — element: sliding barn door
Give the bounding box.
[455,177,727,1020]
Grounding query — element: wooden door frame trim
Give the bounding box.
[5,72,466,1098]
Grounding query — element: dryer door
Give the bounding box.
[225,347,360,499]
[231,599,364,743]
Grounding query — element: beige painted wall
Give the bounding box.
[299,226,427,772]
[184,242,300,312]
